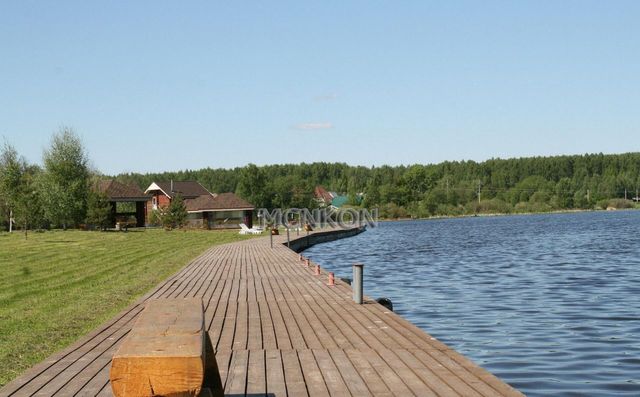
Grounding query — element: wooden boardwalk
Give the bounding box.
[1,228,524,396]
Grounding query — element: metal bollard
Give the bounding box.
[314,264,321,275]
[270,231,273,248]
[352,263,364,304]
[305,258,310,267]
[327,272,335,286]
[286,227,290,248]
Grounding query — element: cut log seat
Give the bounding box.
[110,298,205,397]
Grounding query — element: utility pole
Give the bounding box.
[477,180,481,204]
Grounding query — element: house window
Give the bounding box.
[152,196,157,210]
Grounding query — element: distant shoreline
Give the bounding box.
[377,207,639,223]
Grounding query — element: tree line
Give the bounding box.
[0,128,116,236]
[0,128,195,236]
[116,153,640,218]
[3,128,640,234]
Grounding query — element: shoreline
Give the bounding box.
[377,207,640,223]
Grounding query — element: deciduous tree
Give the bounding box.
[40,128,90,229]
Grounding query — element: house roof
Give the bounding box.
[211,193,255,210]
[145,181,211,198]
[183,195,218,212]
[95,180,149,201]
[331,195,349,208]
[184,192,255,213]
[314,185,334,204]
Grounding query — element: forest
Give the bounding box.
[114,152,640,218]
[3,128,640,231]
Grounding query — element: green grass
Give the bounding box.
[0,228,254,387]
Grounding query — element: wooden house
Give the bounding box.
[94,180,150,227]
[144,181,254,229]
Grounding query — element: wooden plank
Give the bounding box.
[215,300,237,352]
[265,350,288,397]
[444,349,524,396]
[247,301,263,350]
[232,301,248,350]
[377,349,437,396]
[312,350,350,397]
[343,349,392,397]
[329,349,371,396]
[394,349,462,396]
[73,363,112,397]
[297,350,330,397]
[110,298,205,397]
[357,348,415,396]
[47,330,129,396]
[258,300,278,350]
[280,350,307,397]
[224,350,248,395]
[246,350,266,395]
[203,333,223,395]
[213,350,231,391]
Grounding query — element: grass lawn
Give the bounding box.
[0,228,255,387]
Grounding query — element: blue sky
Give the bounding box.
[1,1,639,174]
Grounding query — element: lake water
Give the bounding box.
[303,211,640,396]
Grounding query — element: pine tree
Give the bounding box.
[86,190,112,231]
[168,194,188,229]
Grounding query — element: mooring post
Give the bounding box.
[270,230,273,248]
[286,227,290,248]
[353,263,364,304]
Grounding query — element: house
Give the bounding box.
[314,185,353,209]
[94,180,150,227]
[314,186,335,207]
[144,181,254,229]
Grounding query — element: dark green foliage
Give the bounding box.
[40,128,90,229]
[152,195,188,230]
[0,143,23,228]
[115,152,640,217]
[236,164,269,209]
[0,144,44,237]
[86,190,112,231]
[168,195,188,229]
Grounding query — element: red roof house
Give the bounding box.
[144,181,255,229]
[314,185,335,207]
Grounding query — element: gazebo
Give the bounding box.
[95,180,150,227]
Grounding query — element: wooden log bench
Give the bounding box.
[110,298,221,397]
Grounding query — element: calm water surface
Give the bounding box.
[304,211,640,396]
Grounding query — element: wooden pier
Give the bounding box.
[0,228,523,396]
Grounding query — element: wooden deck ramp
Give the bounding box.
[0,228,524,396]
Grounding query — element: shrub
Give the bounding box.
[151,195,188,230]
[604,198,634,210]
[466,199,512,214]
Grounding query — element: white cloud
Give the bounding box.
[314,93,338,101]
[293,122,334,130]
